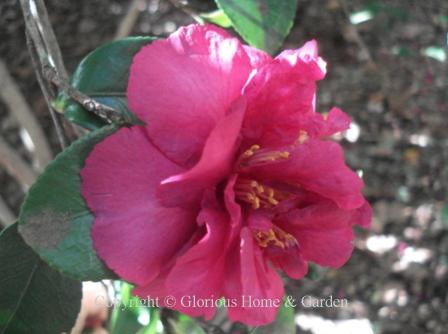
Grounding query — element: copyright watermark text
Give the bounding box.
[96,294,348,309]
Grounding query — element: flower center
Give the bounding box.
[253,226,298,249]
[238,144,290,168]
[234,177,289,209]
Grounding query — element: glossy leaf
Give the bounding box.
[306,263,327,281]
[253,303,295,334]
[137,307,160,334]
[57,37,154,130]
[215,0,298,54]
[18,125,119,281]
[0,224,82,334]
[200,9,232,28]
[109,282,146,334]
[170,314,205,334]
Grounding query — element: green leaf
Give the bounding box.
[137,308,161,334]
[200,9,232,28]
[109,282,146,334]
[18,125,120,281]
[0,223,82,334]
[215,0,298,54]
[169,314,205,334]
[57,37,155,130]
[252,303,295,334]
[306,263,326,281]
[391,46,416,57]
[442,204,448,226]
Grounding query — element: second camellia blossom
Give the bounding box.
[81,24,371,325]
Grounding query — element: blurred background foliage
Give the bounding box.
[0,0,447,333]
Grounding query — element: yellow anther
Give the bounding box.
[258,188,279,206]
[253,226,298,250]
[239,144,290,168]
[297,130,309,144]
[234,177,291,210]
[247,194,260,209]
[268,197,279,205]
[242,145,261,158]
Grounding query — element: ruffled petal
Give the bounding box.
[81,127,196,285]
[278,201,355,268]
[165,204,229,320]
[351,200,372,228]
[247,210,273,231]
[133,270,169,301]
[302,107,352,138]
[225,228,284,326]
[241,40,327,147]
[243,45,272,69]
[128,24,253,167]
[157,99,245,208]
[243,139,365,210]
[246,211,308,279]
[224,174,242,229]
[132,228,206,303]
[269,248,308,279]
[277,40,327,80]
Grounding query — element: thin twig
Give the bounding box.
[20,0,68,149]
[338,0,376,69]
[25,29,68,149]
[198,319,226,334]
[20,0,129,141]
[0,59,53,170]
[21,1,117,142]
[23,0,85,141]
[114,0,145,40]
[0,136,38,189]
[32,0,69,80]
[166,0,204,23]
[0,196,16,228]
[43,66,128,124]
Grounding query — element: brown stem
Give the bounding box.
[114,0,145,40]
[20,0,68,149]
[19,0,127,144]
[32,0,69,80]
[338,0,376,70]
[25,29,68,149]
[166,0,204,23]
[0,196,16,228]
[0,59,53,170]
[0,137,38,190]
[43,66,127,124]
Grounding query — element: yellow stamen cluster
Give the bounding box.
[240,144,290,167]
[234,178,285,209]
[242,144,261,158]
[254,226,298,249]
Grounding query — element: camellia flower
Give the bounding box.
[81,24,371,325]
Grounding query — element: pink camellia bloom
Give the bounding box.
[81,24,371,325]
